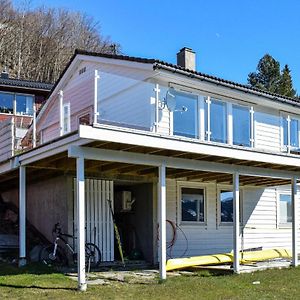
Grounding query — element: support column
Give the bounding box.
[158,163,166,280]
[292,176,298,267]
[76,157,87,291]
[233,172,240,273]
[19,165,26,267]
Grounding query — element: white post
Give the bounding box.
[292,176,298,267]
[76,157,87,291]
[59,90,63,136]
[94,70,100,125]
[158,163,167,280]
[19,165,26,267]
[233,172,240,273]
[227,103,233,145]
[154,83,160,133]
[250,106,255,148]
[32,104,37,148]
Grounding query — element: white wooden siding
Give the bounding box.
[0,119,13,162]
[254,109,281,152]
[73,178,114,262]
[166,180,300,258]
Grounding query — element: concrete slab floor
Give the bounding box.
[66,259,293,286]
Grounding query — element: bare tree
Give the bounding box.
[0,1,120,83]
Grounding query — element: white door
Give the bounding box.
[73,179,114,261]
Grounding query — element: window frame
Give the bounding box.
[217,184,243,226]
[206,97,228,143]
[280,113,300,153]
[0,91,34,116]
[171,89,200,139]
[277,190,292,228]
[177,181,207,226]
[62,102,71,135]
[232,103,252,147]
[166,85,255,148]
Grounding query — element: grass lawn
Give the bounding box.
[0,263,299,299]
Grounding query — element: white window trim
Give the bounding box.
[0,91,35,116]
[172,89,199,139]
[232,103,252,147]
[280,113,300,153]
[168,85,256,149]
[62,102,71,135]
[217,184,243,227]
[276,189,292,228]
[177,181,207,226]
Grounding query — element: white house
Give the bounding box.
[0,47,300,291]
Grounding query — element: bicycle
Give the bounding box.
[39,223,101,271]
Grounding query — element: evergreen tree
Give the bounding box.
[248,54,281,94]
[278,65,296,98]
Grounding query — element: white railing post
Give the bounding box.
[19,165,26,267]
[76,156,87,291]
[59,90,63,136]
[32,104,37,148]
[158,163,167,280]
[154,83,160,133]
[94,70,100,125]
[233,172,240,273]
[292,176,298,267]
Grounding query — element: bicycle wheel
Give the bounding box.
[39,245,68,267]
[85,243,101,268]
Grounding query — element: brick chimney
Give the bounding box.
[1,67,9,79]
[177,47,196,71]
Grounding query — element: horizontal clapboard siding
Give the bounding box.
[0,119,13,162]
[166,180,300,258]
[254,109,281,152]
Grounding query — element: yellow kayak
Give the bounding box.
[166,248,291,271]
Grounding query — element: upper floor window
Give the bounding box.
[0,92,14,114]
[206,98,227,143]
[181,187,205,223]
[233,104,251,147]
[0,92,34,115]
[282,115,299,150]
[173,91,198,138]
[16,95,34,115]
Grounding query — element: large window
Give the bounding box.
[0,92,14,114]
[0,92,34,115]
[233,104,250,146]
[181,187,205,222]
[279,194,292,224]
[16,95,34,115]
[173,91,198,138]
[282,116,299,150]
[207,99,227,143]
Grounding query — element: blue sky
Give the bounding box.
[13,0,300,92]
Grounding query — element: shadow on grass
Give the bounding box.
[0,262,62,276]
[0,283,76,291]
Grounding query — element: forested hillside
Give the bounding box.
[0,0,119,83]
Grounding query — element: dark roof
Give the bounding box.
[52,49,300,107]
[0,77,53,91]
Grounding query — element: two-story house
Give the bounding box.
[1,48,300,291]
[0,69,52,161]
